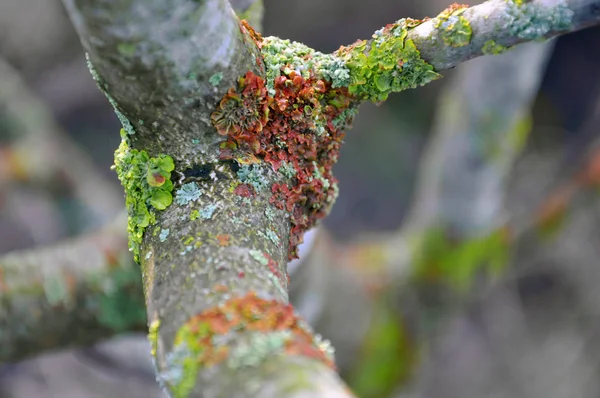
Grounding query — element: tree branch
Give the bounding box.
[0,213,145,363]
[62,0,263,159]
[58,0,600,396]
[0,58,122,225]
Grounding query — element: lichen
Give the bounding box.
[213,66,350,258]
[237,164,269,192]
[149,319,161,356]
[169,293,334,398]
[337,18,440,102]
[434,5,472,48]
[159,228,170,242]
[481,40,508,55]
[227,331,291,369]
[199,204,218,220]
[505,0,574,41]
[176,182,203,206]
[113,129,175,262]
[208,72,223,87]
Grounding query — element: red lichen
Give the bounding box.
[213,67,355,259]
[176,292,334,369]
[233,183,255,197]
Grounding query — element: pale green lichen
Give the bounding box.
[278,162,297,179]
[113,129,175,262]
[176,182,202,205]
[260,36,351,95]
[481,40,508,55]
[199,204,218,220]
[237,165,269,192]
[227,331,292,369]
[159,228,170,242]
[249,249,269,266]
[339,19,440,102]
[435,7,472,48]
[505,0,574,40]
[209,72,223,87]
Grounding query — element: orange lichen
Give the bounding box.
[173,292,334,370]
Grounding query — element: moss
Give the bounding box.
[481,40,508,55]
[113,129,175,262]
[338,19,440,102]
[505,0,574,40]
[412,226,511,291]
[434,5,472,48]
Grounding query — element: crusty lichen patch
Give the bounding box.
[163,293,334,398]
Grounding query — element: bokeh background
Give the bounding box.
[1,0,600,397]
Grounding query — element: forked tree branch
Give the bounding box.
[54,0,600,397]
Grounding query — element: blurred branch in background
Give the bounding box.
[0,58,123,233]
[407,90,600,398]
[0,212,145,364]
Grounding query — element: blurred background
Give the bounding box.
[1,0,600,397]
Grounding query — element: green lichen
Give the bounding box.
[227,331,291,369]
[237,165,269,192]
[199,204,218,220]
[260,36,351,95]
[189,209,200,220]
[481,40,508,55]
[505,0,574,41]
[435,8,472,48]
[249,249,269,266]
[149,319,161,357]
[339,19,440,102]
[159,228,170,242]
[176,182,203,206]
[113,130,175,262]
[411,227,510,291]
[278,162,297,179]
[209,72,223,87]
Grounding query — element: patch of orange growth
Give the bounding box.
[216,234,231,247]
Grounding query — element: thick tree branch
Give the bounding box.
[62,0,263,159]
[0,213,145,363]
[58,0,600,397]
